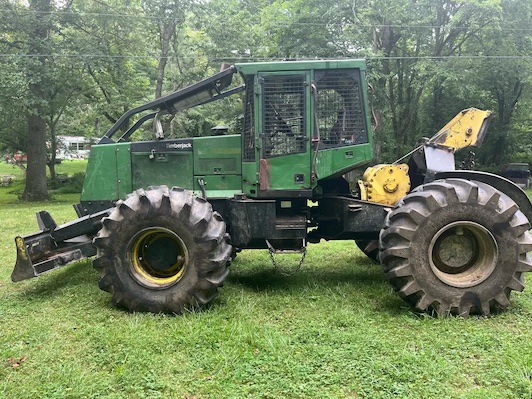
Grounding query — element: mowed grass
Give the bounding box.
[1,183,532,398]
[0,159,87,179]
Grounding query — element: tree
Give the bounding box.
[0,0,88,194]
[141,0,192,98]
[471,0,532,166]
[44,60,86,179]
[67,0,154,134]
[22,0,53,201]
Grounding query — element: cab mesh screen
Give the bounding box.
[262,75,306,157]
[315,70,367,147]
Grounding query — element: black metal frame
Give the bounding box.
[98,66,239,144]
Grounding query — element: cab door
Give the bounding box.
[256,72,311,197]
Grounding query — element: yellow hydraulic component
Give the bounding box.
[358,164,411,206]
[430,108,492,151]
[358,109,490,207]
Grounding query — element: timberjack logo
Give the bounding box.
[166,142,192,150]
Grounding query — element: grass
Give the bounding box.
[0,159,87,199]
[0,182,531,398]
[0,159,87,179]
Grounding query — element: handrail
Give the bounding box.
[98,66,237,144]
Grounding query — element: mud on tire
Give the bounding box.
[93,186,232,313]
[379,179,532,316]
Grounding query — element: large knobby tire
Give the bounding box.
[379,179,532,317]
[93,186,232,313]
[355,239,380,263]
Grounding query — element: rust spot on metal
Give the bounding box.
[259,158,270,190]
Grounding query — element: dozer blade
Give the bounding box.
[12,233,96,282]
[11,209,111,282]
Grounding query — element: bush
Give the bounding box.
[49,172,85,194]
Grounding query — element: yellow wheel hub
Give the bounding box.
[128,227,188,289]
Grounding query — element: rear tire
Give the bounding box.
[93,186,232,313]
[355,240,379,263]
[379,179,532,316]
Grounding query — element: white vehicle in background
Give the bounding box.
[57,136,94,160]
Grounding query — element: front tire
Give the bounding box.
[93,186,232,313]
[379,179,532,316]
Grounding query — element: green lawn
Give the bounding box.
[0,159,87,200]
[0,184,531,398]
[0,159,88,179]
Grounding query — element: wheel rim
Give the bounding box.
[128,227,188,289]
[428,221,498,288]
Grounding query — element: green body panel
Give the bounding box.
[82,135,243,203]
[193,135,242,197]
[264,153,311,190]
[242,162,258,196]
[193,135,242,198]
[116,145,133,197]
[315,143,373,179]
[131,151,193,191]
[193,135,242,175]
[193,174,242,198]
[81,142,131,201]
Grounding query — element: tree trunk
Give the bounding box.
[22,0,51,201]
[23,114,49,200]
[155,22,176,99]
[47,140,57,181]
[47,120,58,180]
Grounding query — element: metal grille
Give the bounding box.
[242,76,255,162]
[316,70,367,147]
[262,75,306,157]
